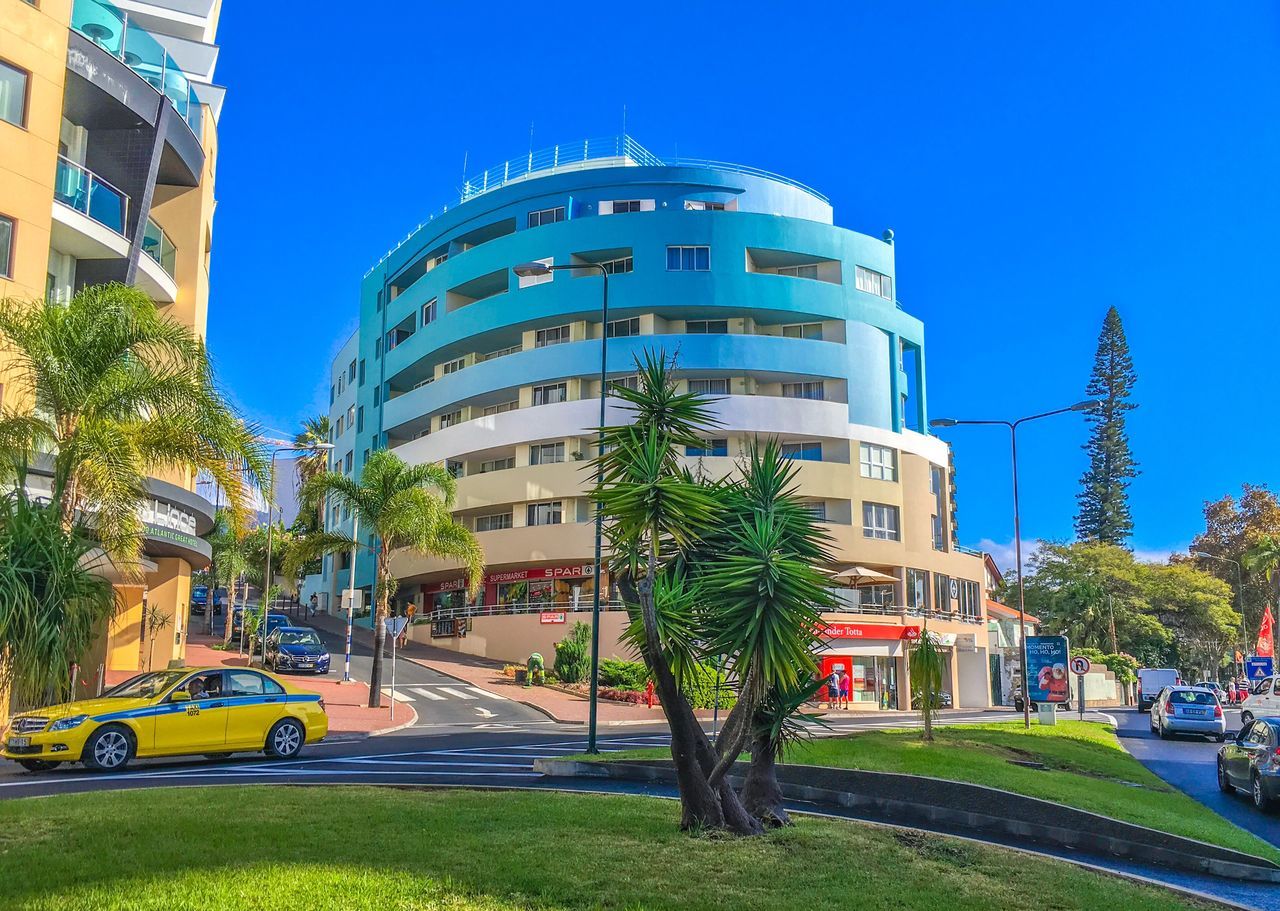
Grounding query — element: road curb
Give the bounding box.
[535,759,1280,884]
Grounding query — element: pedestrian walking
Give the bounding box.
[308,593,318,618]
[1227,679,1237,706]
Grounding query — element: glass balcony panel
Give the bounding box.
[122,20,166,92]
[70,0,125,57]
[55,157,128,236]
[142,217,177,277]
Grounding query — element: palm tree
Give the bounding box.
[293,415,332,528]
[287,450,484,707]
[909,624,948,743]
[0,283,267,568]
[0,479,118,709]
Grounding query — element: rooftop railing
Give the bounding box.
[70,0,204,140]
[54,155,128,236]
[366,134,829,277]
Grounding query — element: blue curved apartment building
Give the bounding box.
[317,136,992,710]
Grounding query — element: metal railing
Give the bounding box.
[70,0,203,139]
[54,155,128,235]
[142,216,176,277]
[425,599,628,623]
[365,134,829,277]
[826,599,986,625]
[479,344,523,362]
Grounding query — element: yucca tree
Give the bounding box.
[0,283,267,569]
[600,352,834,834]
[287,450,484,707]
[0,479,118,710]
[909,623,948,743]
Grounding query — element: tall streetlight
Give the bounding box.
[1192,551,1248,675]
[261,443,333,670]
[513,260,609,754]
[930,399,1101,729]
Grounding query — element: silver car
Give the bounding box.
[1152,686,1226,742]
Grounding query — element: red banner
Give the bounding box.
[1258,606,1275,658]
[818,622,921,641]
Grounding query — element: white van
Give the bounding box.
[1137,668,1181,712]
[1241,676,1280,724]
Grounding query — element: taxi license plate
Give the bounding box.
[7,737,30,749]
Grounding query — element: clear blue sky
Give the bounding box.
[206,1,1280,568]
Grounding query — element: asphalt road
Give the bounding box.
[1112,705,1280,852]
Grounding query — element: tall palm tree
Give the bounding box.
[0,283,267,567]
[293,415,332,528]
[287,450,484,707]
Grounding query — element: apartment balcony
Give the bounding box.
[51,156,131,258]
[136,217,178,302]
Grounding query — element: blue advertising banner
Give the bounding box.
[1246,656,1274,683]
[1026,635,1071,703]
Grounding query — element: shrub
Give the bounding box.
[682,662,736,710]
[553,622,592,684]
[599,658,649,690]
[600,687,649,705]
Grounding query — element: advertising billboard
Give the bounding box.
[1025,635,1070,703]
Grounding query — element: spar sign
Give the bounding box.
[1025,635,1070,704]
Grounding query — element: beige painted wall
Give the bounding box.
[411,609,634,666]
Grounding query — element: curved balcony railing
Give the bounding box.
[54,155,128,236]
[142,217,177,277]
[70,0,203,139]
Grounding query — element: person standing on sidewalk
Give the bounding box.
[308,593,318,618]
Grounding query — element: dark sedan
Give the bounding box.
[264,627,331,675]
[1217,715,1280,811]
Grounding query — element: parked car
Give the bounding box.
[249,613,291,653]
[1217,716,1280,810]
[1240,676,1280,726]
[1137,668,1181,713]
[1193,681,1226,703]
[265,627,331,675]
[190,585,209,615]
[1,667,327,773]
[1151,686,1225,741]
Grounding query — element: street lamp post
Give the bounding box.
[513,260,609,754]
[931,399,1101,730]
[261,443,333,671]
[1192,551,1248,675]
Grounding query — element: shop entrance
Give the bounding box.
[819,654,899,710]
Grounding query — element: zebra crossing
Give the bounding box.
[382,684,510,704]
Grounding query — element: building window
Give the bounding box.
[344,451,353,473]
[529,442,565,465]
[667,245,710,271]
[346,406,355,431]
[930,465,948,551]
[685,438,729,458]
[446,459,464,478]
[0,61,28,128]
[362,449,370,466]
[358,359,366,386]
[518,258,553,288]
[684,200,726,211]
[375,338,382,359]
[337,374,344,396]
[373,386,380,407]
[906,568,929,612]
[782,322,823,340]
[859,443,898,481]
[862,502,900,541]
[686,319,728,334]
[931,515,945,552]
[335,416,344,437]
[0,214,12,279]
[483,401,518,416]
[476,512,513,532]
[606,200,643,214]
[535,325,571,347]
[441,356,465,376]
[801,501,827,521]
[356,406,365,433]
[527,206,565,228]
[348,360,357,383]
[600,255,633,275]
[777,264,819,279]
[782,381,825,400]
[855,265,893,300]
[439,410,462,429]
[781,441,822,462]
[687,378,729,395]
[479,457,515,473]
[934,573,952,613]
[606,317,641,338]
[422,298,437,325]
[527,501,563,526]
[533,383,567,405]
[958,579,980,619]
[611,374,641,392]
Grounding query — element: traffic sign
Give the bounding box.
[1246,656,1273,681]
[1069,656,1092,676]
[386,616,409,638]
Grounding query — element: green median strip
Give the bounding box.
[582,720,1280,865]
[0,787,1219,910]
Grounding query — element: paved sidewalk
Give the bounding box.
[183,633,415,740]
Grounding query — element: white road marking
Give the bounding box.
[438,687,476,700]
[469,687,508,700]
[411,688,446,701]
[474,707,498,719]
[381,688,414,703]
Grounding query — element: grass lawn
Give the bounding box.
[593,720,1280,865]
[0,786,1217,910]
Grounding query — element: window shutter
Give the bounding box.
[599,200,613,215]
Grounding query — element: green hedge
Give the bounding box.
[599,658,648,690]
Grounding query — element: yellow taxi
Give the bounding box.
[2,666,328,773]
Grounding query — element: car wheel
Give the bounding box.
[17,759,60,773]
[84,725,134,772]
[1253,773,1272,811]
[1157,721,1169,740]
[1218,758,1234,793]
[265,718,304,760]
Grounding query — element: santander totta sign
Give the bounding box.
[817,622,921,641]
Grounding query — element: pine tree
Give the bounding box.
[1075,306,1139,545]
